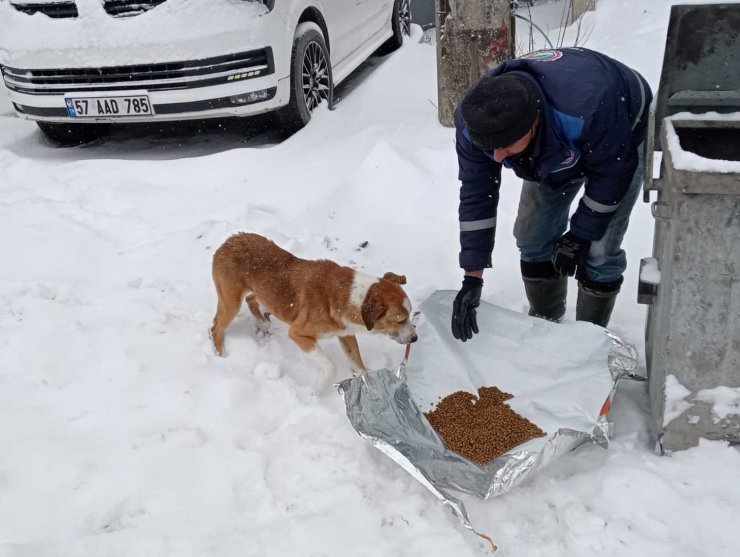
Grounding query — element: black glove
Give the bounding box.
[552,231,590,277]
[451,275,483,342]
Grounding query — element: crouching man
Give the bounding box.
[450,47,652,341]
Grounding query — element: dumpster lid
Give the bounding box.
[652,3,740,151]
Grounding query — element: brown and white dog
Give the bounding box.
[210,233,417,390]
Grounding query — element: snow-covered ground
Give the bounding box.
[1,1,739,556]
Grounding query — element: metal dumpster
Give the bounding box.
[639,3,740,452]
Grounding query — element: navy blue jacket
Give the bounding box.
[455,47,652,270]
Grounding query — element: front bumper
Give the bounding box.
[3,47,291,123]
[0,8,293,123]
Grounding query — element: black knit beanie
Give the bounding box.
[461,73,541,151]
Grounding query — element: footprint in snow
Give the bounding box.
[251,360,283,381]
[97,499,149,533]
[132,426,207,450]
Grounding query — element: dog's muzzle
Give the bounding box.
[395,324,418,344]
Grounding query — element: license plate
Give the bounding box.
[64,95,154,118]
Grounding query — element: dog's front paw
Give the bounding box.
[254,320,271,337]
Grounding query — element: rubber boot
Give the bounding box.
[522,276,568,322]
[575,280,621,327]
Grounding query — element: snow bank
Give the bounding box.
[696,386,740,423]
[664,374,692,425]
[640,257,661,285]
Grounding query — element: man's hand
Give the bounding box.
[451,275,483,342]
[552,231,590,277]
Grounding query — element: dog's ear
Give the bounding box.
[362,289,388,331]
[382,272,407,285]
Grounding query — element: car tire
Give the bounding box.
[36,121,110,146]
[276,22,333,136]
[378,0,411,55]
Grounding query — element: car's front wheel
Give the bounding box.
[276,22,333,135]
[378,0,412,55]
[36,121,110,146]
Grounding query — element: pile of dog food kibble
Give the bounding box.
[424,386,547,465]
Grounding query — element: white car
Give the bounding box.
[0,0,411,144]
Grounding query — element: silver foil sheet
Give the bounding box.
[337,293,639,551]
